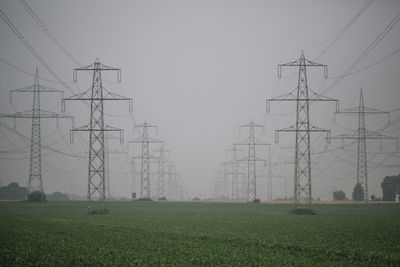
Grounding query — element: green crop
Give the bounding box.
[0,201,399,266]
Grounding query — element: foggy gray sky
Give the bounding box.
[0,0,399,200]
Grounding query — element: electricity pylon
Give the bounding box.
[331,89,396,201]
[153,145,169,199]
[235,120,269,202]
[62,60,132,212]
[0,67,72,201]
[166,162,177,200]
[104,133,129,199]
[130,157,138,199]
[171,172,181,200]
[128,122,162,200]
[213,170,223,199]
[273,161,295,200]
[226,147,244,200]
[264,145,273,201]
[266,51,338,209]
[220,161,230,199]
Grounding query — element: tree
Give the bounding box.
[381,175,400,201]
[0,182,27,200]
[28,191,46,202]
[370,194,380,201]
[333,190,346,201]
[352,183,364,201]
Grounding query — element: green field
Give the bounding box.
[1,201,400,266]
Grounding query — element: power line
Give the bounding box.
[0,8,76,95]
[18,0,81,66]
[314,0,375,60]
[327,47,400,78]
[321,10,400,95]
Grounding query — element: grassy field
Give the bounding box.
[0,201,400,266]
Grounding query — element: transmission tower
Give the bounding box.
[265,145,273,201]
[225,147,244,200]
[272,161,295,200]
[220,161,230,199]
[103,133,128,199]
[153,144,169,199]
[166,162,178,200]
[172,172,181,200]
[0,67,72,201]
[235,120,269,202]
[62,60,132,212]
[266,51,338,209]
[130,157,138,199]
[331,88,396,201]
[128,122,162,200]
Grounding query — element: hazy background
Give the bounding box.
[0,0,399,200]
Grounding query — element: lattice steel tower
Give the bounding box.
[226,147,244,200]
[62,60,132,212]
[331,89,395,201]
[0,68,72,201]
[235,120,269,202]
[267,51,338,209]
[166,162,177,200]
[153,144,169,199]
[128,122,162,199]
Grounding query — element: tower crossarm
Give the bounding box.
[0,109,72,119]
[331,129,397,140]
[238,156,266,162]
[73,61,121,82]
[62,87,133,112]
[277,51,328,78]
[275,125,331,143]
[9,85,64,102]
[128,138,163,144]
[70,123,125,143]
[266,88,339,112]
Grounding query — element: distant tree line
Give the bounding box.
[0,182,27,200]
[381,174,400,201]
[0,182,70,201]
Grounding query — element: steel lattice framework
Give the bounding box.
[0,68,72,201]
[166,162,178,200]
[235,120,269,202]
[62,60,132,212]
[153,145,169,199]
[331,89,396,201]
[128,122,162,200]
[267,51,338,209]
[225,147,244,200]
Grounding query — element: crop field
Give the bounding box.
[1,201,400,266]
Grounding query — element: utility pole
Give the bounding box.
[330,89,396,201]
[266,51,338,210]
[0,67,72,201]
[62,60,132,212]
[235,120,269,202]
[128,122,162,200]
[226,147,244,200]
[153,145,169,199]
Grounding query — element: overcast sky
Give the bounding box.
[0,0,399,200]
